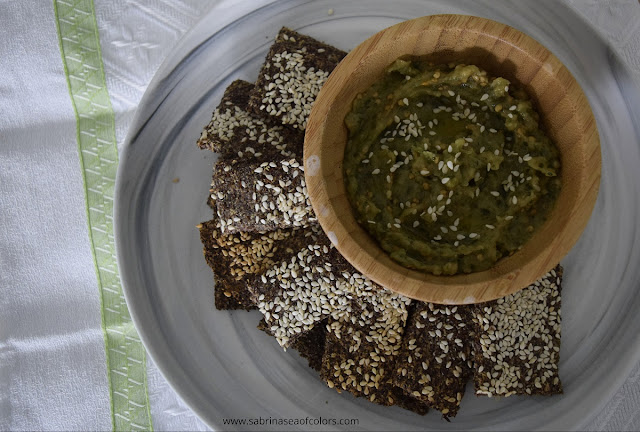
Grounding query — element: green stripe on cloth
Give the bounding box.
[53,1,153,430]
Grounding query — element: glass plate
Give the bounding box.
[115,0,640,430]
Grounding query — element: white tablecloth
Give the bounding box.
[1,1,638,430]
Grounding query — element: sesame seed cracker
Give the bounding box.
[248,27,346,129]
[197,80,304,163]
[393,302,474,419]
[198,217,312,310]
[211,157,316,234]
[472,265,563,397]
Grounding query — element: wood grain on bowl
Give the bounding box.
[304,14,601,303]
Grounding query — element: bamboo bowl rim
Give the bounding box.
[304,14,601,304]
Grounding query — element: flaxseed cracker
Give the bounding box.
[319,301,431,416]
[248,229,340,348]
[197,79,303,162]
[248,27,346,130]
[199,219,253,310]
[198,79,253,152]
[211,157,316,234]
[319,299,408,406]
[198,218,314,310]
[393,301,474,419]
[320,327,399,406]
[472,265,563,397]
[249,230,411,349]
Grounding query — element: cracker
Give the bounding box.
[249,230,411,349]
[393,302,474,419]
[318,281,412,406]
[198,218,312,310]
[248,229,335,347]
[319,299,431,415]
[472,265,563,397]
[294,319,328,372]
[249,27,346,129]
[199,219,253,310]
[197,79,303,162]
[211,157,316,234]
[320,327,398,406]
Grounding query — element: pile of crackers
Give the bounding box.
[197,28,563,419]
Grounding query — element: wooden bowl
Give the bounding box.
[304,15,601,304]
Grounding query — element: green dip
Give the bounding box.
[343,59,561,275]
